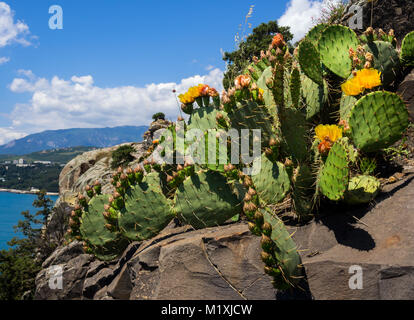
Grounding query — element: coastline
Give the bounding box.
[0,188,59,196]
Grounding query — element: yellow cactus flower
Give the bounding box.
[315,125,343,143]
[357,68,382,89]
[341,68,382,96]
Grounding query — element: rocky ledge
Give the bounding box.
[35,170,414,300]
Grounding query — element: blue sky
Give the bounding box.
[0,0,333,144]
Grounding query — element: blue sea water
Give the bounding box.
[0,192,58,250]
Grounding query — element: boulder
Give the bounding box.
[397,69,414,121]
[340,0,414,44]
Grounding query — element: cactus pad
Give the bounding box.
[344,175,381,205]
[251,154,290,205]
[80,194,128,261]
[364,41,401,88]
[302,74,328,120]
[401,31,414,66]
[318,25,359,78]
[349,91,409,152]
[118,173,175,241]
[298,40,323,85]
[174,170,243,229]
[261,208,303,288]
[318,139,350,201]
[339,93,357,122]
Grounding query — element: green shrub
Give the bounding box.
[152,112,165,121]
[111,145,135,169]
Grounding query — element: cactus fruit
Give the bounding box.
[79,194,128,261]
[251,154,290,205]
[401,31,414,66]
[364,41,401,88]
[318,139,350,201]
[349,91,409,153]
[344,175,381,205]
[298,40,323,85]
[118,172,175,241]
[318,25,359,79]
[173,170,243,229]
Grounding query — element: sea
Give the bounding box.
[0,192,59,250]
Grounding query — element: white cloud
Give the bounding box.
[4,69,224,141]
[0,56,9,64]
[0,127,26,145]
[278,0,342,43]
[0,2,31,48]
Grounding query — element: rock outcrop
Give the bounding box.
[340,0,414,43]
[35,170,414,300]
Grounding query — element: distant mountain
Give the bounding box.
[0,126,148,155]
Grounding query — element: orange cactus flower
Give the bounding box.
[234,74,251,89]
[272,33,285,48]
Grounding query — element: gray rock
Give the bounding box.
[397,69,414,121]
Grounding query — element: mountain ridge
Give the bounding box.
[0,126,148,155]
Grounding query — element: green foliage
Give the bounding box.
[152,112,166,121]
[222,20,293,89]
[111,145,135,169]
[0,191,53,300]
[0,164,61,192]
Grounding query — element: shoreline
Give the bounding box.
[0,188,59,196]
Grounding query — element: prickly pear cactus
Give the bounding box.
[118,172,175,241]
[174,170,243,229]
[260,208,303,289]
[344,175,381,205]
[401,31,414,66]
[318,25,359,78]
[364,41,401,87]
[318,139,350,201]
[80,194,129,261]
[251,154,290,205]
[302,74,328,120]
[349,91,409,152]
[298,40,323,85]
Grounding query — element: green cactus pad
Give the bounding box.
[280,108,309,163]
[349,91,409,152]
[298,40,323,85]
[401,31,414,66]
[174,170,243,229]
[228,100,275,147]
[292,164,315,218]
[344,175,381,205]
[318,25,359,78]
[318,139,350,201]
[251,154,290,205]
[339,93,357,122]
[187,106,221,132]
[261,208,303,288]
[256,66,277,116]
[80,194,128,261]
[301,74,328,120]
[304,23,327,44]
[118,173,175,241]
[364,41,401,88]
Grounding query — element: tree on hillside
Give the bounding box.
[222,20,293,89]
[0,191,53,300]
